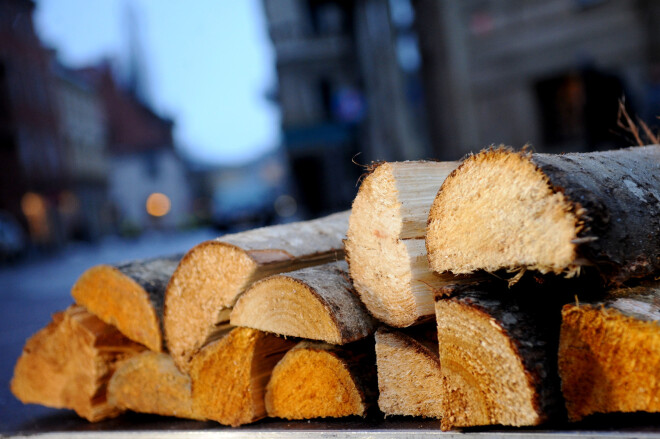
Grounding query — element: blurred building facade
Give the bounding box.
[415,0,660,159]
[52,63,111,241]
[80,64,191,233]
[0,0,193,252]
[265,0,660,212]
[0,0,65,248]
[263,0,429,217]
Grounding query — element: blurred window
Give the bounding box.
[535,74,585,145]
[308,0,352,36]
[144,151,159,180]
[535,68,628,150]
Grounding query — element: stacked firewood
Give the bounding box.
[11,145,660,430]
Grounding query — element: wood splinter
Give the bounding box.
[559,282,660,421]
[265,341,375,420]
[230,261,376,344]
[108,351,204,420]
[346,161,461,327]
[165,211,349,371]
[434,286,559,430]
[427,145,660,284]
[11,305,144,422]
[72,255,181,352]
[375,325,444,419]
[189,327,295,427]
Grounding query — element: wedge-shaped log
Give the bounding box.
[435,287,559,430]
[230,261,375,344]
[265,341,375,420]
[346,161,460,327]
[11,305,144,422]
[108,351,203,420]
[427,145,660,284]
[559,282,660,421]
[375,325,444,418]
[72,255,181,352]
[165,211,348,370]
[189,327,295,426]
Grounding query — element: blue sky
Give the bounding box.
[34,0,280,165]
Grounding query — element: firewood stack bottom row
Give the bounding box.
[10,144,660,430]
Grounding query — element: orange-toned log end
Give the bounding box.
[108,351,204,420]
[436,296,547,430]
[11,305,144,422]
[375,327,444,418]
[265,342,368,420]
[189,327,295,426]
[72,265,162,352]
[559,304,660,421]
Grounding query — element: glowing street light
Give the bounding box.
[146,193,171,217]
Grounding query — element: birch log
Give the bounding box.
[165,211,348,371]
[108,351,203,420]
[230,261,376,344]
[265,341,375,420]
[11,305,144,422]
[435,287,559,430]
[559,282,660,421]
[345,161,461,327]
[375,325,444,418]
[189,327,295,426]
[427,145,660,284]
[72,255,181,352]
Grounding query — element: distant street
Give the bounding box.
[0,228,218,432]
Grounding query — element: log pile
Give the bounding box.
[10,144,660,431]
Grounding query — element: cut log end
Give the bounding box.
[559,298,660,421]
[189,327,294,427]
[436,297,545,429]
[230,262,375,344]
[375,327,444,418]
[164,241,256,370]
[11,305,144,422]
[346,161,469,327]
[72,265,162,352]
[265,342,368,420]
[346,238,416,326]
[108,351,204,420]
[427,147,579,277]
[349,161,458,241]
[346,234,456,328]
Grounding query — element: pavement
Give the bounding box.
[0,228,218,433]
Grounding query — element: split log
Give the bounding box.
[11,305,144,422]
[72,255,181,352]
[108,351,204,420]
[434,286,559,430]
[374,325,444,418]
[189,327,295,426]
[265,340,376,420]
[559,282,660,421]
[427,145,660,284]
[346,161,461,327]
[165,211,348,370]
[230,261,376,344]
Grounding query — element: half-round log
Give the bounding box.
[427,145,660,284]
[265,341,373,420]
[230,261,375,344]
